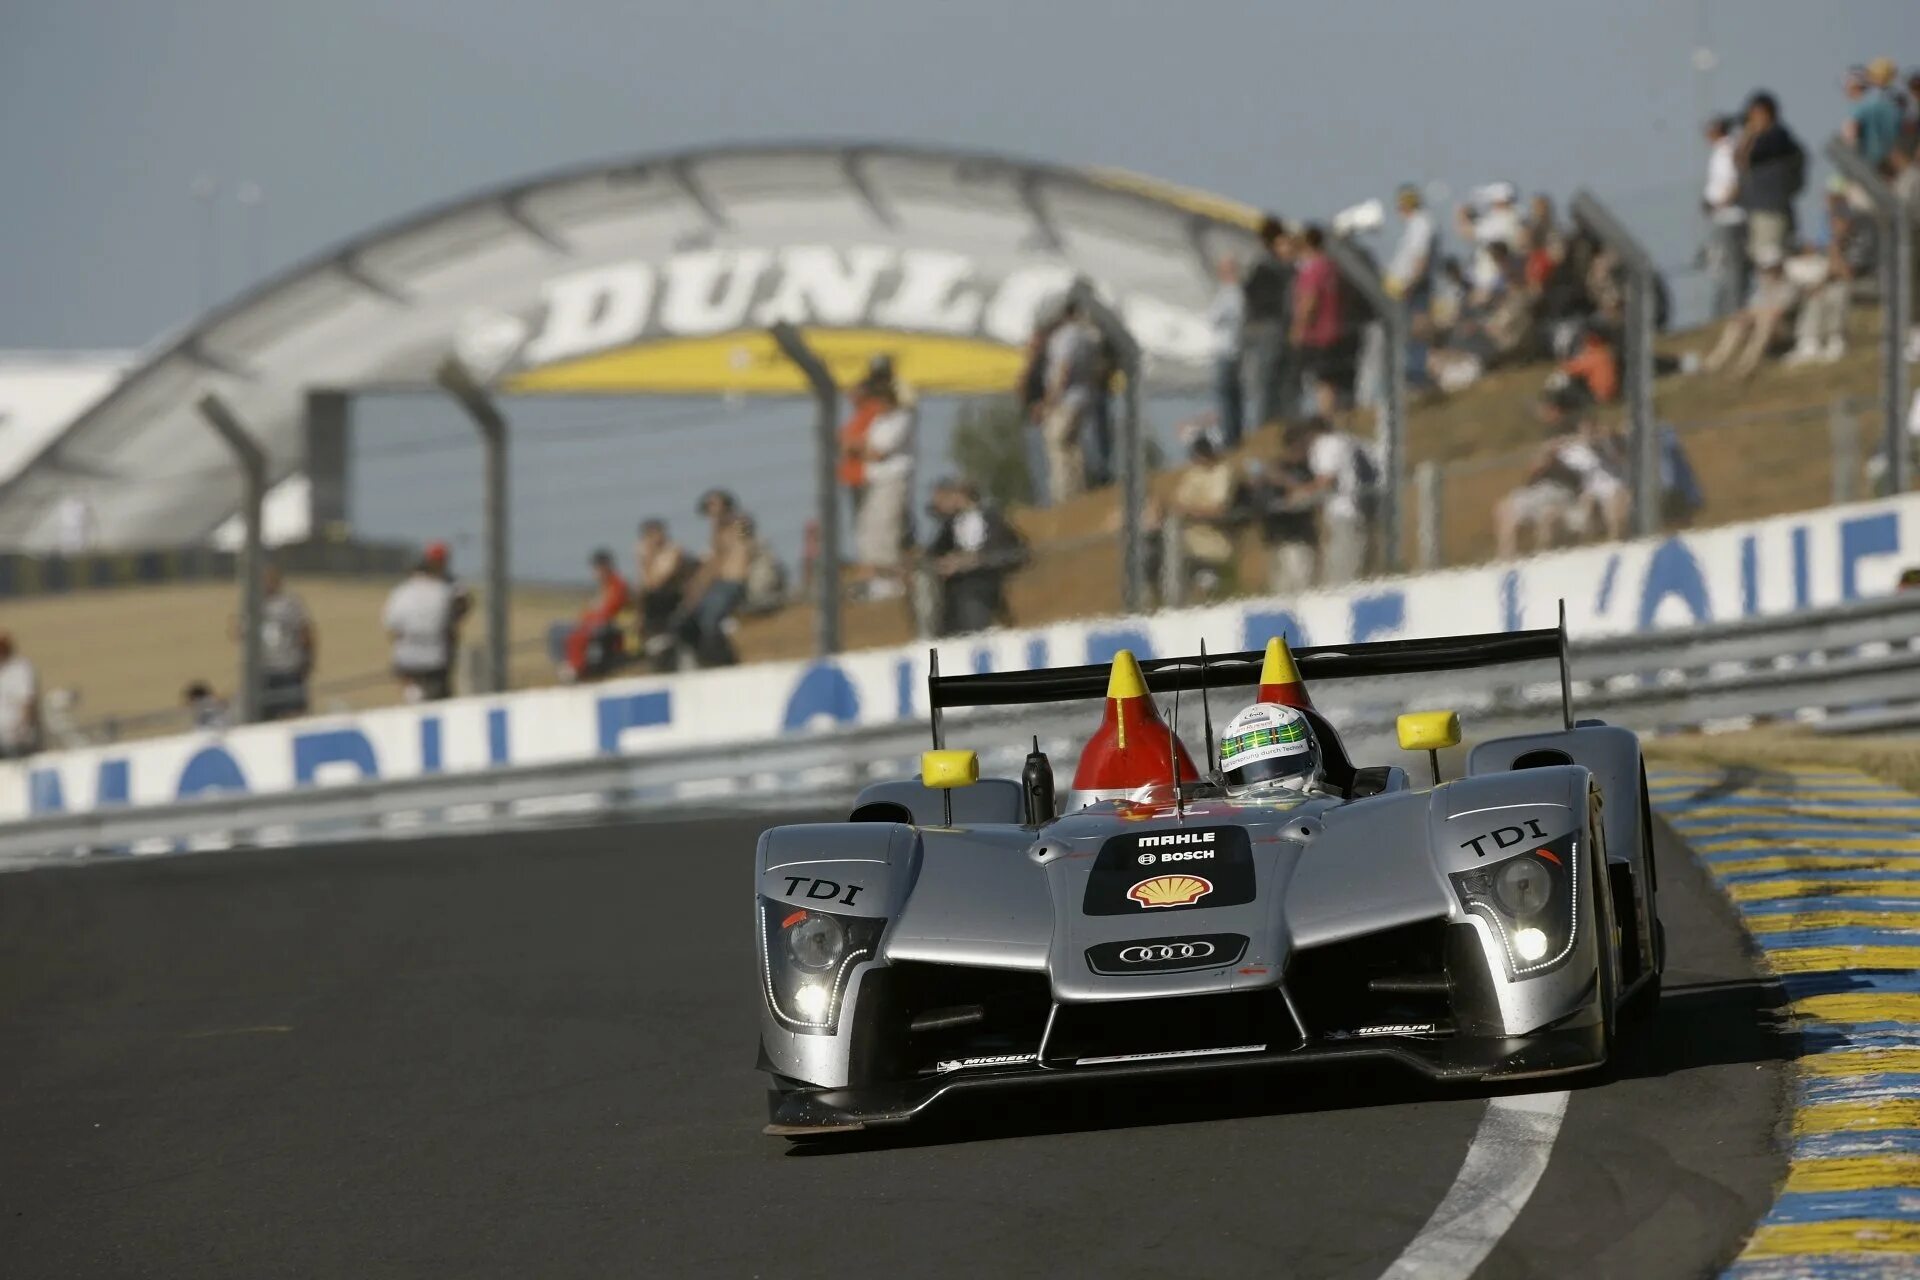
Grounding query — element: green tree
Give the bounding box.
[950,397,1033,508]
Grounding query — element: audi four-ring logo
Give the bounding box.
[1118,941,1217,964]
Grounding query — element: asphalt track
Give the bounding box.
[1,813,1793,1279]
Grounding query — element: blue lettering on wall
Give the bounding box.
[420,717,443,773]
[1025,637,1049,670]
[1740,535,1758,616]
[895,659,915,719]
[1500,571,1522,632]
[293,729,379,786]
[1593,555,1620,618]
[27,758,131,815]
[1636,538,1711,629]
[1791,525,1810,608]
[487,708,510,765]
[176,746,249,799]
[1839,512,1899,600]
[596,690,673,753]
[28,768,63,814]
[1242,610,1306,650]
[782,664,860,732]
[970,647,993,674]
[1085,629,1152,666]
[1350,592,1406,644]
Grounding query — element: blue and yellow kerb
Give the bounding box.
[1652,763,1920,1277]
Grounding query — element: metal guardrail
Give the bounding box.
[3,593,1917,867]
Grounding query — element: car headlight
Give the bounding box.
[785,913,846,971]
[1449,835,1578,980]
[759,900,886,1034]
[1493,856,1553,916]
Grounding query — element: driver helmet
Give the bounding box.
[1219,701,1320,798]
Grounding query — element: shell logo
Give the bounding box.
[1127,874,1214,909]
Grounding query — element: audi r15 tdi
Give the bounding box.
[753,627,1662,1135]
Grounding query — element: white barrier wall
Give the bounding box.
[6,492,1917,822]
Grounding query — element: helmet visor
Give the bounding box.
[1223,747,1316,794]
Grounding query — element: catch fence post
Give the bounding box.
[1825,141,1913,495]
[1571,191,1660,536]
[1324,238,1407,572]
[196,393,267,724]
[769,323,842,655]
[436,358,512,693]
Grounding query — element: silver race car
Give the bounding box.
[754,625,1663,1136]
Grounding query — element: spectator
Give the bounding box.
[1167,430,1240,599]
[1207,254,1246,447]
[1788,185,1878,364]
[739,515,790,615]
[1290,225,1347,417]
[1560,326,1621,403]
[53,494,95,555]
[1302,416,1374,586]
[256,562,315,720]
[1905,70,1920,150]
[183,680,228,730]
[562,550,631,681]
[837,361,885,539]
[635,518,696,671]
[923,477,1028,635]
[1703,247,1797,378]
[675,488,751,667]
[1247,423,1319,596]
[1736,91,1806,266]
[1658,424,1707,526]
[0,631,40,759]
[1568,413,1630,544]
[1039,299,1099,505]
[1842,60,1902,168]
[421,540,473,672]
[851,365,915,599]
[1494,386,1594,558]
[1385,184,1435,312]
[1886,142,1920,362]
[1456,182,1525,291]
[1242,215,1296,428]
[1702,114,1750,319]
[385,552,459,701]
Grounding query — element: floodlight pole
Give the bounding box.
[1069,282,1146,612]
[196,393,267,724]
[1571,191,1660,536]
[1324,237,1407,572]
[1826,140,1913,495]
[770,322,842,656]
[436,358,511,694]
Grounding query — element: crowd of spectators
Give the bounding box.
[550,487,789,682]
[1702,63,1920,373]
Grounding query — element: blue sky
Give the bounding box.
[0,0,1913,579]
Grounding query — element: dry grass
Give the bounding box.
[6,577,585,731]
[1645,730,1920,795]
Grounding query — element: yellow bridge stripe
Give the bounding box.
[1792,993,1920,1027]
[1766,945,1920,974]
[1743,1218,1920,1257]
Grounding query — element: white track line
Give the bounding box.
[1379,1090,1570,1280]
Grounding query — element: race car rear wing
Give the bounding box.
[926,606,1574,747]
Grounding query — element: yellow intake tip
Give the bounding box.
[1105,649,1149,701]
[1259,636,1301,688]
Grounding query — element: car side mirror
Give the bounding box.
[921,749,980,790]
[921,749,979,827]
[1397,711,1461,787]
